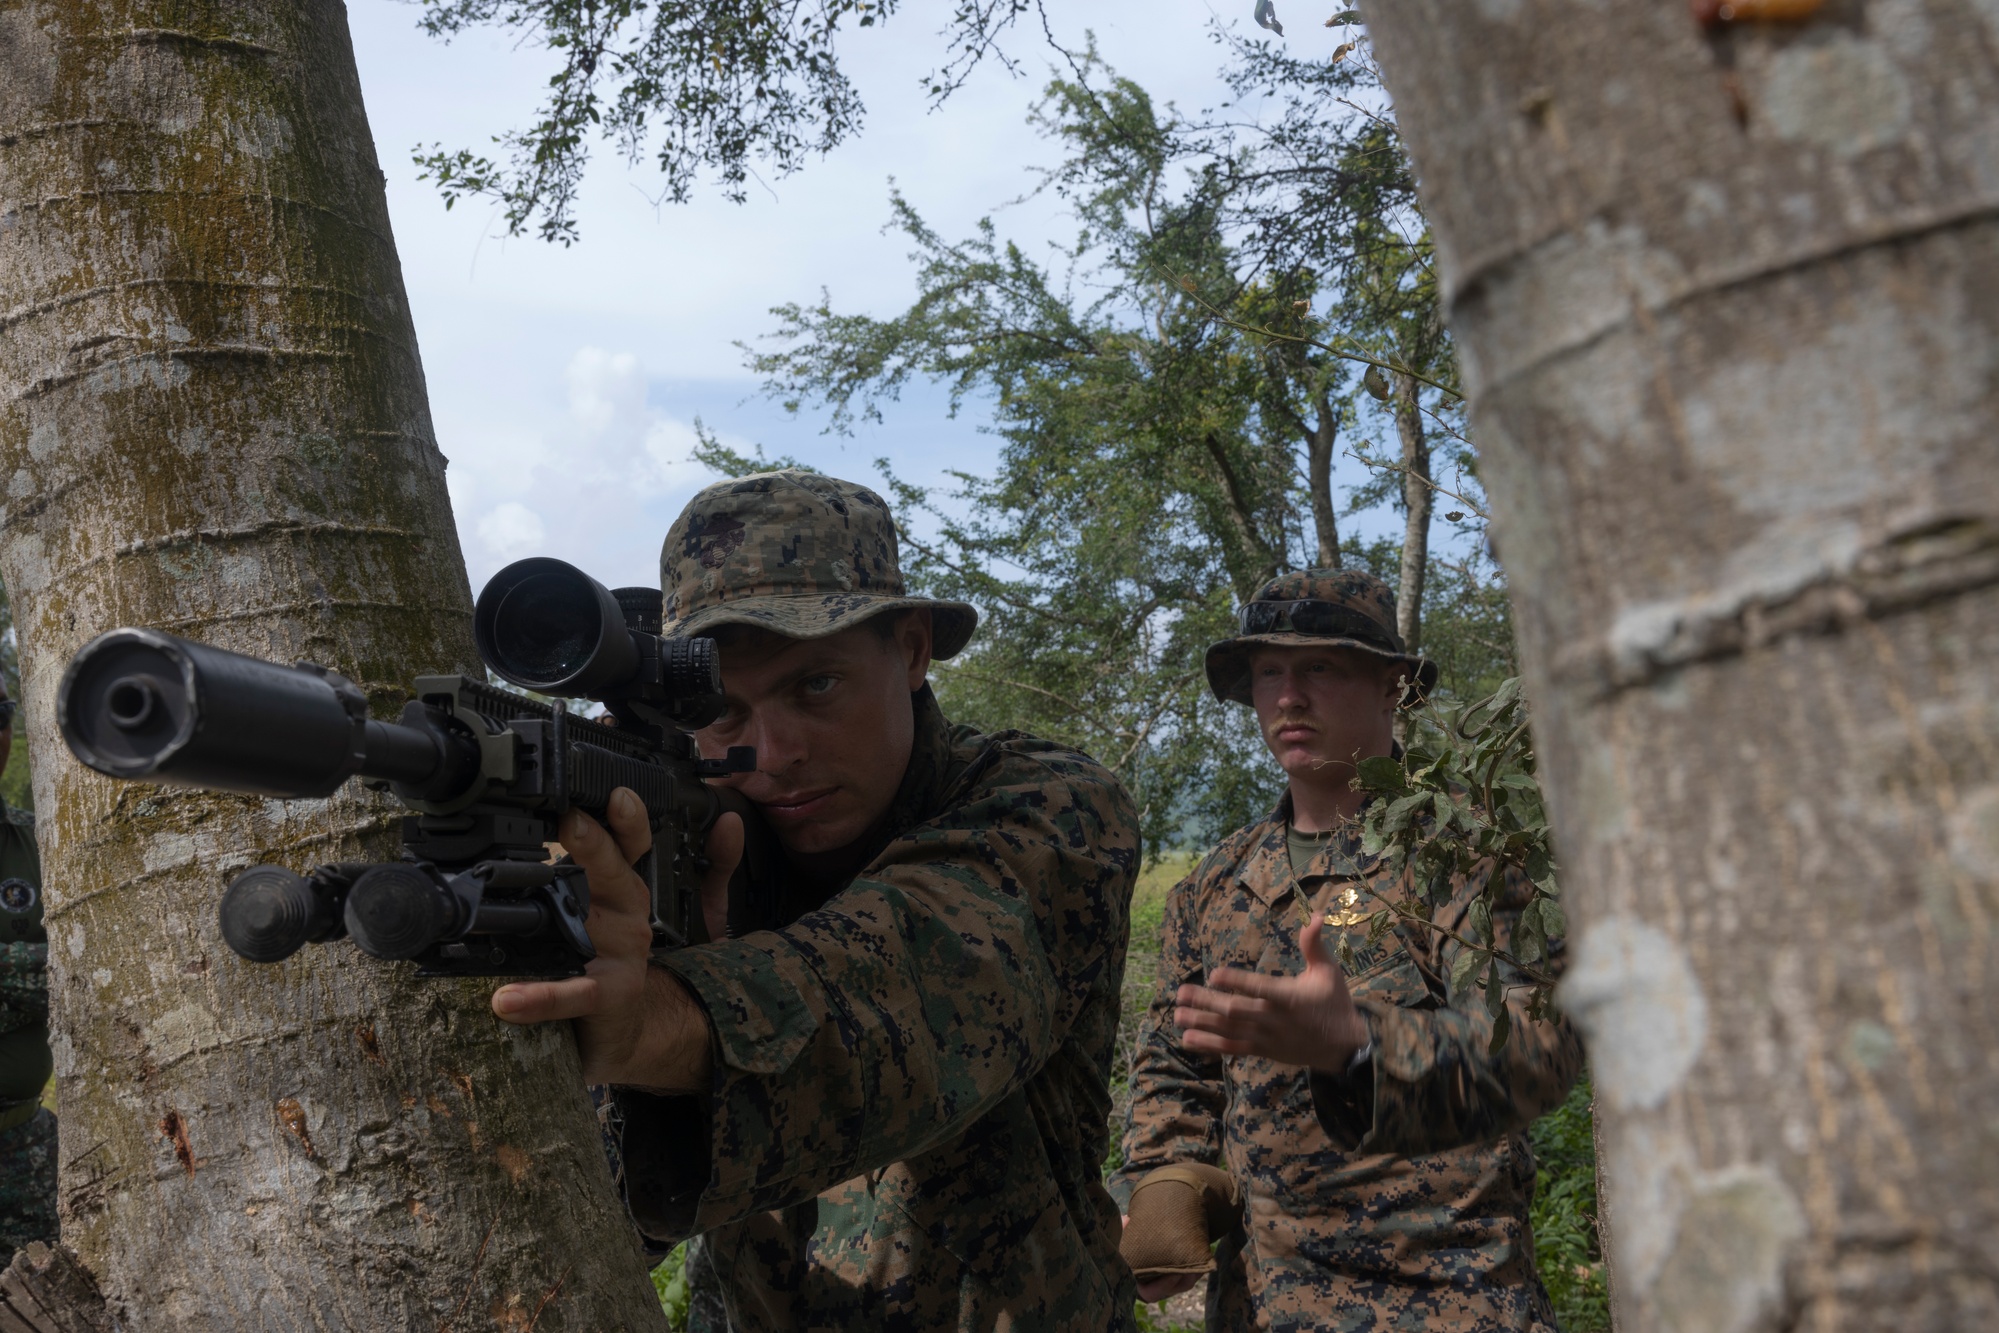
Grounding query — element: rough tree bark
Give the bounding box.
[0,3,668,1328]
[1390,371,1430,650]
[1366,3,1999,1331]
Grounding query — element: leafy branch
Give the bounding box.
[1161,265,1466,403]
[412,0,1049,242]
[1350,678,1565,1049]
[1344,443,1490,522]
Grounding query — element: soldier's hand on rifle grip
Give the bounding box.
[490,788,714,1092]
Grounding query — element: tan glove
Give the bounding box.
[1119,1163,1241,1280]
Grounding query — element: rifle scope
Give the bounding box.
[475,557,725,727]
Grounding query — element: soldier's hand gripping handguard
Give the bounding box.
[1119,1161,1241,1282]
[55,558,781,978]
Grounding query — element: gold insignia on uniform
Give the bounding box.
[1324,884,1369,929]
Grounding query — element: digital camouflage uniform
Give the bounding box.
[0,795,54,1258]
[1115,802,1583,1332]
[613,471,1143,1332]
[1114,569,1584,1332]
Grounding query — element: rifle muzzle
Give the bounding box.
[58,628,457,799]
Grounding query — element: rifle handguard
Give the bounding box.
[1119,1162,1241,1280]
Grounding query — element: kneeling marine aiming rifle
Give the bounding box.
[55,557,777,979]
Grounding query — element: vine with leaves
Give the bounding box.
[1349,678,1564,1052]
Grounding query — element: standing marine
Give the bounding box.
[489,471,1143,1330]
[1114,570,1583,1331]
[0,679,54,1259]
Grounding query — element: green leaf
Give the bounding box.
[1488,1001,1513,1055]
[1450,946,1486,997]
[1384,791,1429,834]
[1539,896,1567,940]
[1355,754,1410,795]
[1431,790,1459,829]
[1468,895,1493,945]
[1514,899,1546,965]
[1483,958,1506,1018]
[1367,908,1395,945]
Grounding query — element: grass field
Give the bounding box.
[1118,853,1209,1331]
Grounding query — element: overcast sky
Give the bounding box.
[346,0,1350,594]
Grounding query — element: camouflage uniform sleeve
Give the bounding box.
[0,942,49,1038]
[1312,864,1583,1156]
[1108,872,1225,1213]
[659,753,1139,1231]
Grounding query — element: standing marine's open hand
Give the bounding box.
[1173,912,1371,1071]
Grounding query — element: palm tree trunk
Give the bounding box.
[0,3,667,1327]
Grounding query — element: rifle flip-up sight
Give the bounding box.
[56,558,777,978]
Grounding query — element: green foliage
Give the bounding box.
[0,745,30,814]
[412,0,1047,241]
[1529,1072,1612,1331]
[686,420,811,478]
[1133,1298,1200,1332]
[1352,678,1559,1034]
[652,1244,691,1327]
[731,46,1509,850]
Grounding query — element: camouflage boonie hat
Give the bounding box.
[662,469,978,657]
[1205,568,1439,708]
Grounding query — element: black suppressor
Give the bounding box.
[58,628,451,798]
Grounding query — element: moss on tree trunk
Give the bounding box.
[0,3,667,1326]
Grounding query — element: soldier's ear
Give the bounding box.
[899,609,934,690]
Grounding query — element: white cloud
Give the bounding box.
[565,347,646,439]
[442,344,756,593]
[476,501,547,560]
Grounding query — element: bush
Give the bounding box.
[1528,1071,1611,1331]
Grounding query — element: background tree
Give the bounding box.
[1195,38,1466,649]
[736,47,1508,845]
[1362,3,1999,1329]
[0,3,665,1326]
[410,0,1055,243]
